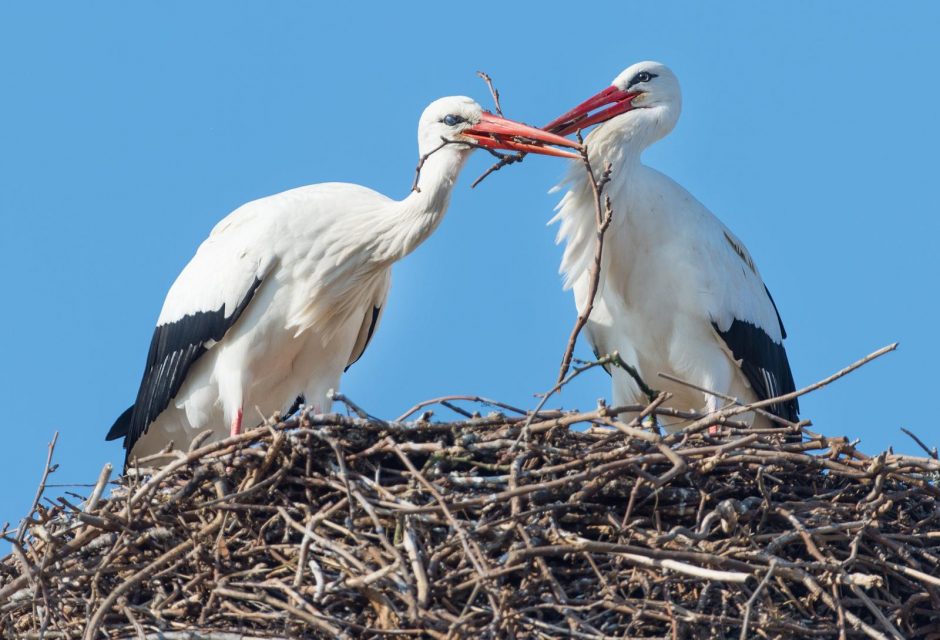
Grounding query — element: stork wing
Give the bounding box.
[107,206,275,453]
[345,272,390,371]
[704,227,798,422]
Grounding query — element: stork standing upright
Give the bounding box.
[543,62,798,429]
[107,96,578,464]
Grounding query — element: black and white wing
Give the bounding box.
[704,228,799,422]
[107,209,274,453]
[344,271,390,372]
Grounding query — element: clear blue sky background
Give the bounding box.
[1,2,937,531]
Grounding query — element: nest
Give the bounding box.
[2,401,940,639]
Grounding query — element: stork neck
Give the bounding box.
[376,145,468,262]
[585,106,674,174]
[585,132,645,177]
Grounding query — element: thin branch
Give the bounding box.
[395,395,533,422]
[556,148,614,383]
[15,432,59,545]
[470,151,526,189]
[516,354,616,447]
[612,352,657,402]
[657,371,797,428]
[476,70,503,116]
[413,136,509,192]
[740,560,777,640]
[328,390,379,422]
[739,342,898,415]
[900,427,938,460]
[411,138,459,193]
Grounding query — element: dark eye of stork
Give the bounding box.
[442,114,465,126]
[627,70,658,89]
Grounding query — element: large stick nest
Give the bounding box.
[2,404,939,639]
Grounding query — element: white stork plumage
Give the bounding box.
[544,62,798,429]
[107,96,578,464]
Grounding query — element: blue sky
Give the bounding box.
[1,2,938,531]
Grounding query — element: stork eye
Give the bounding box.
[442,114,465,126]
[627,71,658,88]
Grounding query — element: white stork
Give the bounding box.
[544,62,798,429]
[107,96,578,464]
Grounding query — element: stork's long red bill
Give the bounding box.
[543,86,640,137]
[463,112,581,158]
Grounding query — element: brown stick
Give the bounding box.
[476,70,503,116]
[556,151,614,384]
[15,432,59,545]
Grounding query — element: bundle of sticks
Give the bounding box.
[2,389,939,639]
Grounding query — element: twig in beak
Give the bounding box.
[471,70,522,188]
[476,70,503,117]
[413,137,510,193]
[471,152,526,189]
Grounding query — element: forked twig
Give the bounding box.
[471,69,530,188]
[476,70,503,116]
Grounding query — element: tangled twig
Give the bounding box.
[1,344,935,639]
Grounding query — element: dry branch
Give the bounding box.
[476,71,503,117]
[412,137,509,193]
[471,70,526,189]
[556,146,616,384]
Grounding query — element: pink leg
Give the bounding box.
[231,408,243,437]
[707,424,719,436]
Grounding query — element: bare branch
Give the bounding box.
[396,395,534,421]
[556,149,615,383]
[612,351,658,402]
[413,136,510,192]
[476,70,503,116]
[743,342,898,415]
[658,370,797,428]
[470,151,526,189]
[411,138,459,193]
[15,432,59,545]
[740,560,777,640]
[900,427,938,460]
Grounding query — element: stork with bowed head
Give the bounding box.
[543,62,798,430]
[106,96,578,465]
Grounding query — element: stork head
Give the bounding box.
[418,96,579,160]
[544,61,681,145]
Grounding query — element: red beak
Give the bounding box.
[543,86,640,137]
[463,112,581,159]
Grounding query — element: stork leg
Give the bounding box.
[704,383,724,436]
[231,408,243,437]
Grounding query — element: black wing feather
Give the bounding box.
[106,277,264,456]
[712,318,799,422]
[344,305,381,372]
[763,284,787,340]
